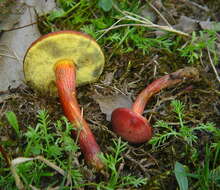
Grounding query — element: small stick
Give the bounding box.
[0,144,10,166]
[183,0,209,12]
[99,23,190,37]
[207,47,220,83]
[111,3,189,37]
[148,2,172,28]
[2,22,37,32]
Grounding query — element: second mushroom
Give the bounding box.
[111,67,199,144]
[24,31,105,170]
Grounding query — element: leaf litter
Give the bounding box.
[93,93,132,121]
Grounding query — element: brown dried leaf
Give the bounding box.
[93,94,132,121]
[0,1,25,31]
[174,16,198,33]
[199,21,220,31]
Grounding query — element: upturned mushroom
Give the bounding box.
[24,31,105,170]
[111,67,199,144]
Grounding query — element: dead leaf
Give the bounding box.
[199,21,220,31]
[139,4,157,23]
[93,94,132,121]
[0,0,56,92]
[0,1,25,31]
[173,16,220,33]
[174,16,198,33]
[102,72,114,85]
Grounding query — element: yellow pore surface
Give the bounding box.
[24,32,105,96]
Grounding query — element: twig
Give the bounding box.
[10,156,72,190]
[148,2,172,27]
[207,47,220,83]
[0,144,10,166]
[0,44,22,64]
[99,23,189,37]
[113,4,152,25]
[3,22,37,32]
[124,153,149,176]
[124,13,150,24]
[10,165,25,190]
[184,0,209,12]
[0,53,17,59]
[97,16,126,41]
[111,3,189,37]
[88,118,117,138]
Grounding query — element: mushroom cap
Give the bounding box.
[23,30,105,96]
[111,108,152,144]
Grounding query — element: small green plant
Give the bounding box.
[129,29,173,55]
[174,161,189,190]
[58,0,76,9]
[5,111,20,137]
[149,100,216,148]
[0,171,15,190]
[1,110,148,189]
[150,99,220,189]
[175,145,220,190]
[19,110,83,188]
[98,0,113,12]
[97,138,148,189]
[42,0,219,70]
[178,30,218,64]
[43,0,176,57]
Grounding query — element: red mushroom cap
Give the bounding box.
[111,108,152,144]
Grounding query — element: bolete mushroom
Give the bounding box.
[111,67,199,144]
[23,31,105,170]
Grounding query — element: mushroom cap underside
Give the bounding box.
[23,30,105,96]
[111,108,152,143]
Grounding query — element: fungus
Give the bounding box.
[24,31,105,170]
[111,67,199,144]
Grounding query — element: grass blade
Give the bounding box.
[174,162,188,190]
[5,111,20,137]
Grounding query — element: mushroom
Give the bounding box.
[23,31,105,170]
[111,67,199,144]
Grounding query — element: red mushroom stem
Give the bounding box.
[132,67,199,114]
[55,60,104,170]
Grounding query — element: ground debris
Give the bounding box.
[93,93,132,121]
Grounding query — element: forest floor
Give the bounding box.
[0,0,220,189]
